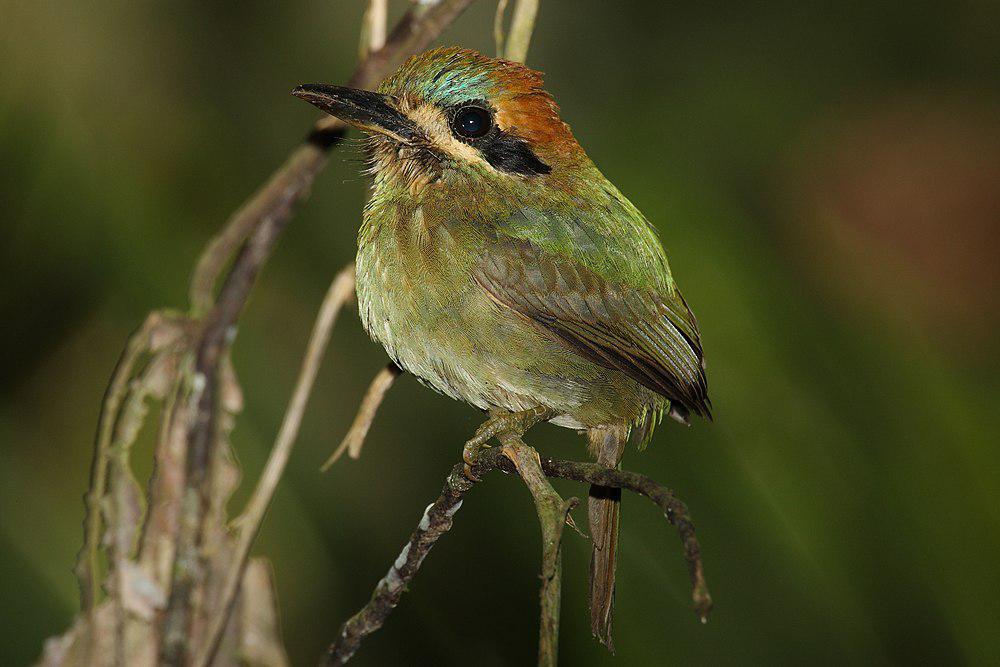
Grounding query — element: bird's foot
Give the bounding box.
[462,406,556,480]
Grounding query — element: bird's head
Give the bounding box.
[293,47,586,193]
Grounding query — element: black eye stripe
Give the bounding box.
[480,133,551,176]
[447,101,551,176]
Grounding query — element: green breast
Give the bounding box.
[356,199,501,406]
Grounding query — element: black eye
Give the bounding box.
[452,105,492,139]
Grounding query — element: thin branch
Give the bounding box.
[359,0,389,58]
[500,439,577,667]
[321,362,402,471]
[188,146,334,317]
[195,264,356,667]
[493,0,510,56]
[503,0,540,63]
[162,211,289,666]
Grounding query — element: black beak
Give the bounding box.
[291,84,420,143]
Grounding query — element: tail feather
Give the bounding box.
[587,425,627,652]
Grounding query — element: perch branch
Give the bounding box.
[322,447,509,666]
[500,439,577,667]
[159,2,477,663]
[321,362,402,470]
[324,449,708,664]
[195,265,356,667]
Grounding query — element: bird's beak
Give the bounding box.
[292,84,420,144]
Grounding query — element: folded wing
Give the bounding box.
[475,236,711,419]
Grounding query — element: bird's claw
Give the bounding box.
[462,462,480,481]
[462,439,491,481]
[461,407,556,480]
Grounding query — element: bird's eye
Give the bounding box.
[451,105,493,139]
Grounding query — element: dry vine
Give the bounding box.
[39,1,711,666]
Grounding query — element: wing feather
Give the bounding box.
[475,237,711,418]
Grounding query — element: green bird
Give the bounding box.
[293,47,710,649]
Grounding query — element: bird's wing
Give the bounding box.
[474,235,711,418]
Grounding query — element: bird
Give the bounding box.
[292,47,710,651]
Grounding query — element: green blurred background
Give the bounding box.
[3,0,999,664]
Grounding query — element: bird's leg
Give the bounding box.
[463,406,556,480]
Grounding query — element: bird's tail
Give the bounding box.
[587,424,627,652]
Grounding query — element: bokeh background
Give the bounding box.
[2,0,999,664]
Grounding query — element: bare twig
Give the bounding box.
[76,328,143,615]
[359,0,388,58]
[324,449,709,664]
[195,265,356,667]
[503,0,540,63]
[321,362,402,471]
[493,0,510,56]
[188,146,334,317]
[501,439,577,667]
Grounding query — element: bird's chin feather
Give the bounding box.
[365,134,442,195]
[364,133,443,194]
